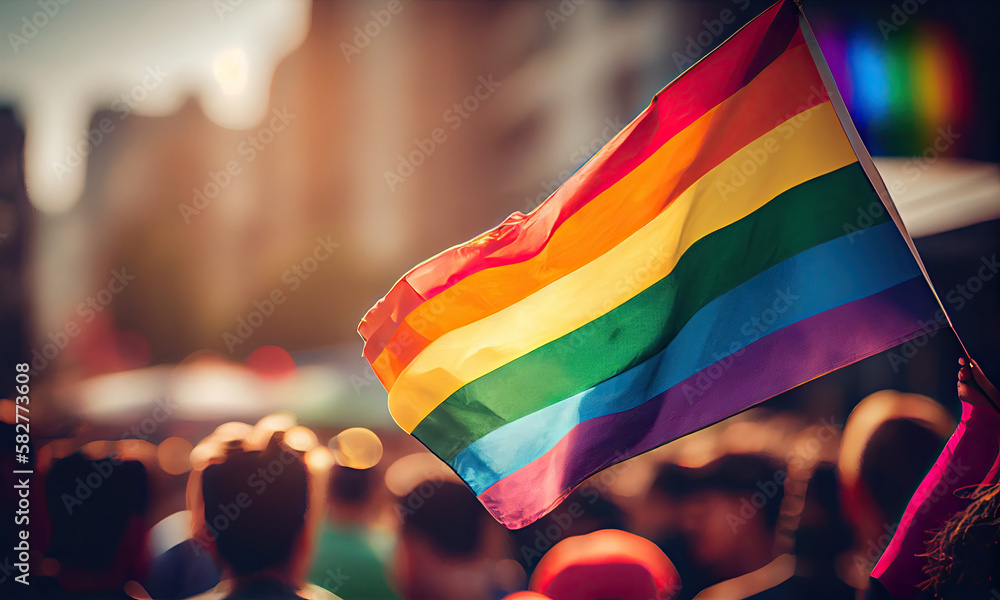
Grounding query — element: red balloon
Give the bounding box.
[530,529,681,600]
[246,345,297,379]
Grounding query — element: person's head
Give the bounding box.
[859,419,945,524]
[838,390,953,541]
[529,529,681,600]
[680,453,785,580]
[324,462,379,526]
[199,438,308,577]
[642,462,696,535]
[923,483,1000,598]
[794,463,853,565]
[395,480,512,600]
[399,481,490,558]
[45,452,149,570]
[329,464,373,507]
[44,451,149,591]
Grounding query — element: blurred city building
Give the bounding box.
[0,0,996,438]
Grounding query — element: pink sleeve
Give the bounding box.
[871,402,1000,598]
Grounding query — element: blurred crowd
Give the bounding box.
[1,1,998,599]
[2,358,998,600]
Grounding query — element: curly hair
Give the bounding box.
[922,483,1000,598]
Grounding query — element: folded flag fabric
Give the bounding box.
[358,0,948,529]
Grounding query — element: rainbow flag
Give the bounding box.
[358,0,947,529]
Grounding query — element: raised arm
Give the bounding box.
[871,358,1000,598]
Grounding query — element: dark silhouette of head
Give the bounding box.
[200,440,308,576]
[859,419,944,524]
[399,481,489,558]
[650,463,696,500]
[395,480,515,600]
[329,463,373,507]
[794,463,853,563]
[785,463,858,599]
[838,390,953,547]
[695,453,785,531]
[45,451,148,572]
[681,453,786,581]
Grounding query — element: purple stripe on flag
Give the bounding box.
[477,276,945,529]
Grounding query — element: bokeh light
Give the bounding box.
[384,452,458,497]
[304,445,335,471]
[284,425,318,452]
[246,345,297,379]
[81,439,114,460]
[157,436,194,475]
[0,398,15,423]
[329,426,383,469]
[213,47,249,96]
[250,411,297,449]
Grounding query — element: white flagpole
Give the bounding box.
[794,1,962,342]
[793,2,1000,412]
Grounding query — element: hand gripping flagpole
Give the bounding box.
[793,0,998,411]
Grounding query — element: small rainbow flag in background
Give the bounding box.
[359,0,948,529]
